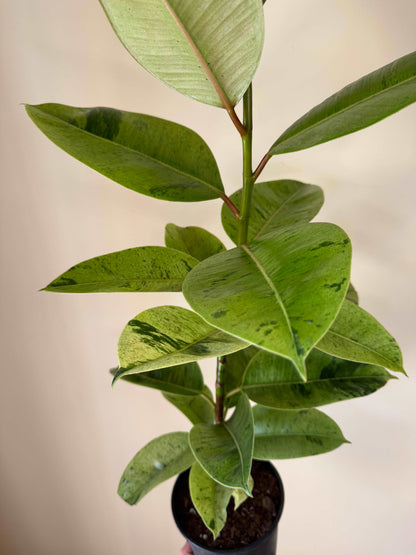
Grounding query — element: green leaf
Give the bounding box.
[223,347,260,408]
[221,180,324,244]
[116,306,247,381]
[183,223,352,379]
[44,247,199,293]
[189,462,233,539]
[232,474,254,510]
[253,406,348,459]
[165,224,226,261]
[346,283,359,305]
[189,393,254,492]
[25,104,224,202]
[118,432,194,505]
[241,349,394,409]
[99,0,264,108]
[163,386,215,425]
[316,300,405,374]
[270,51,416,155]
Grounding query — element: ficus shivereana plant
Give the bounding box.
[26,0,415,542]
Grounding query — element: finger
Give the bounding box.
[179,541,194,555]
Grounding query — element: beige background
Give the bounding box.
[1,0,416,553]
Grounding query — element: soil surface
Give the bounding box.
[174,460,282,550]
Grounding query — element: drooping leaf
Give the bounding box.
[183,223,352,379]
[165,224,226,261]
[221,180,324,244]
[99,0,264,108]
[270,51,416,155]
[316,300,405,374]
[118,432,194,504]
[253,406,348,459]
[163,386,215,425]
[346,283,359,305]
[25,104,224,202]
[43,247,198,293]
[189,393,254,492]
[240,349,394,409]
[189,462,233,539]
[116,306,247,381]
[222,346,260,408]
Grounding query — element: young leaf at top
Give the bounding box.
[116,306,247,381]
[316,300,405,374]
[165,224,226,261]
[183,223,352,380]
[44,247,198,293]
[270,51,416,155]
[189,393,254,492]
[253,406,349,460]
[118,432,194,505]
[25,104,224,202]
[221,180,324,245]
[163,386,215,425]
[99,0,264,108]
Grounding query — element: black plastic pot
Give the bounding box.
[171,461,284,555]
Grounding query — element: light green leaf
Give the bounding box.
[270,51,416,155]
[165,224,226,261]
[189,393,254,492]
[232,474,254,510]
[189,462,233,539]
[163,386,215,425]
[241,349,395,409]
[221,180,324,244]
[118,432,194,504]
[116,306,247,381]
[316,300,405,374]
[183,223,352,379]
[43,247,198,293]
[99,0,264,108]
[25,104,224,202]
[253,406,348,459]
[223,347,260,408]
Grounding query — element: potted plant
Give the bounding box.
[25,0,415,553]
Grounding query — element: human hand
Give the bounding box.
[179,541,194,555]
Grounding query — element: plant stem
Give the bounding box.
[215,356,226,424]
[253,152,271,182]
[237,84,254,246]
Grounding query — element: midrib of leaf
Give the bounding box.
[253,189,303,240]
[47,276,189,289]
[161,0,233,111]
[271,73,416,152]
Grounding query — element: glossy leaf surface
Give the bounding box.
[100,0,264,108]
[118,432,194,504]
[44,247,198,293]
[270,51,416,155]
[184,223,351,379]
[116,306,247,380]
[317,300,405,373]
[222,180,324,244]
[165,224,226,261]
[253,406,348,459]
[163,386,215,425]
[189,394,254,492]
[25,104,224,202]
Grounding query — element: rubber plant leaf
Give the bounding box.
[269,51,416,155]
[163,386,215,425]
[25,104,224,202]
[116,306,248,381]
[221,180,324,245]
[165,224,226,261]
[183,223,352,380]
[118,432,194,504]
[43,247,199,293]
[99,0,264,108]
[222,346,260,408]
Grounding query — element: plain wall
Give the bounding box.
[1,1,415,554]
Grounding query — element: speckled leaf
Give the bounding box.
[189,394,254,492]
[165,224,226,261]
[116,306,247,381]
[346,283,359,305]
[189,462,234,539]
[240,349,394,409]
[221,180,324,244]
[232,474,254,510]
[43,247,199,293]
[253,406,348,459]
[25,104,224,202]
[163,386,215,424]
[118,432,194,505]
[99,0,264,108]
[270,51,416,155]
[183,223,352,379]
[316,300,405,374]
[223,346,260,408]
